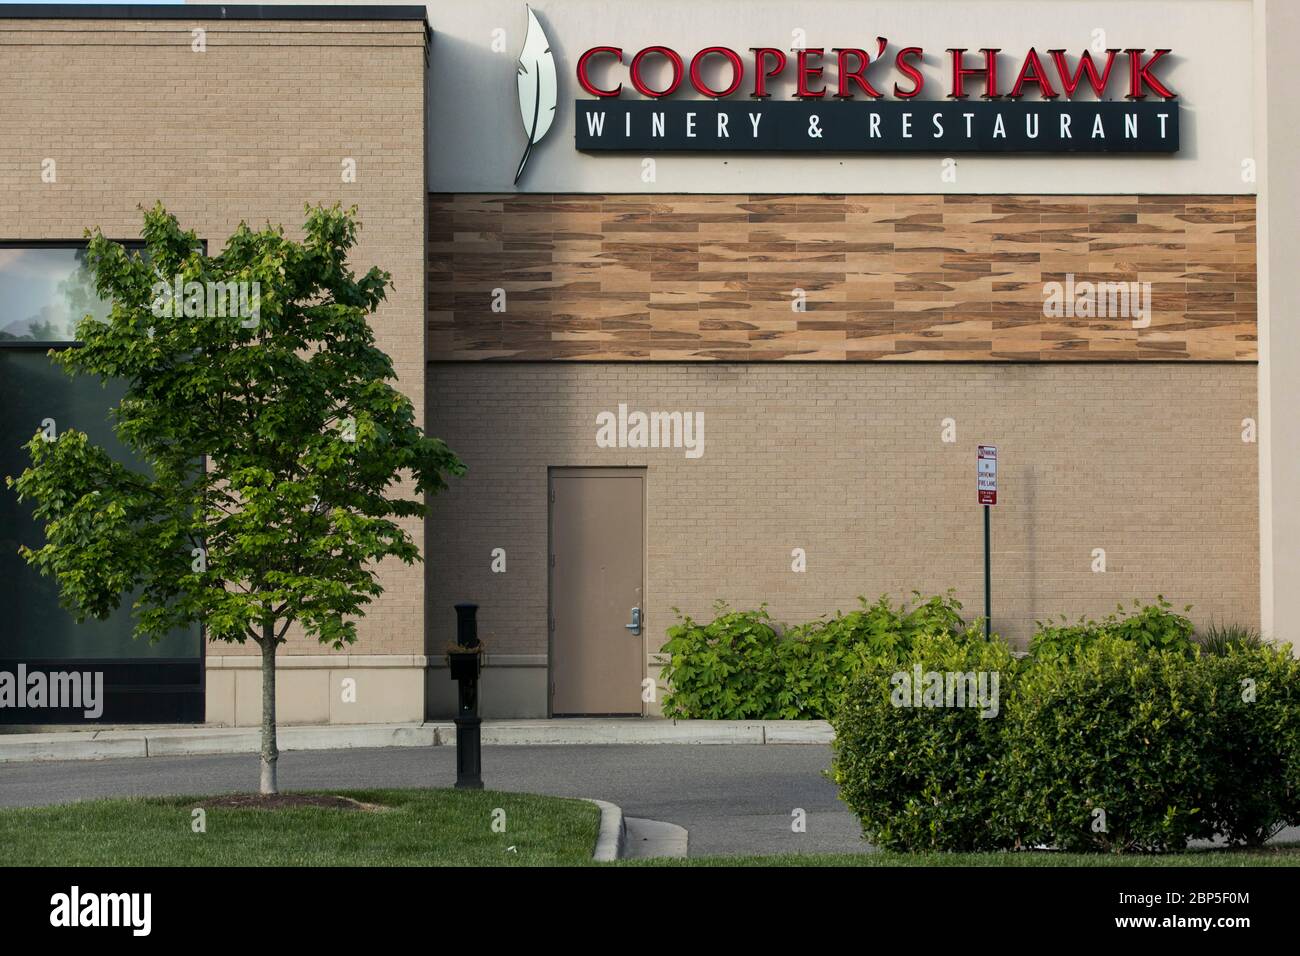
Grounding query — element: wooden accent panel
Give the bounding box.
[427,194,1256,361]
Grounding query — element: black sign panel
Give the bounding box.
[575,100,1178,153]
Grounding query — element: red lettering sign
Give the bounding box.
[575,42,1176,101]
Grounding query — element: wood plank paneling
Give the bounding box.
[427,194,1256,361]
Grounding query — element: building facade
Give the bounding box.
[0,4,430,723]
[0,1,1295,725]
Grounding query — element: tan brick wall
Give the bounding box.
[425,363,1259,697]
[0,17,429,659]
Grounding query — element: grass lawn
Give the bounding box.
[0,789,601,867]
[2,789,1296,866]
[623,846,1300,867]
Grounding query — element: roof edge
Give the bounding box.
[0,4,430,23]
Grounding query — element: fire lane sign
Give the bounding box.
[977,445,998,505]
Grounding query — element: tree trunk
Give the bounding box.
[259,620,278,795]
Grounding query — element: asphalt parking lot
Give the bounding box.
[0,743,868,857]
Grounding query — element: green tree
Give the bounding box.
[7,203,464,793]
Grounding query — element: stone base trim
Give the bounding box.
[205,656,426,727]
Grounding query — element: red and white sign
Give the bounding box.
[977,445,998,505]
[575,45,1177,101]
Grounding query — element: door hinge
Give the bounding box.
[549,486,556,504]
[549,553,556,568]
[549,614,555,632]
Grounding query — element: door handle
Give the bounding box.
[625,606,641,635]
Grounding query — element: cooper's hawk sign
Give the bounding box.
[574,45,1179,153]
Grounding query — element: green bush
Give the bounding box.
[782,592,968,718]
[834,632,1300,854]
[830,629,1020,852]
[831,591,968,658]
[660,592,967,720]
[658,603,785,720]
[1029,596,1195,661]
[1003,635,1216,852]
[1196,622,1266,656]
[1198,643,1300,846]
[770,619,874,720]
[665,592,1300,854]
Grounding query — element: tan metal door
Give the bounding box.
[549,468,645,715]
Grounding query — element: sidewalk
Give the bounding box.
[0,719,833,763]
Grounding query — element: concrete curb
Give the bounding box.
[463,719,834,747]
[0,718,834,763]
[146,723,449,757]
[623,817,690,859]
[478,720,764,745]
[0,733,149,762]
[762,721,835,744]
[583,798,626,862]
[0,723,452,763]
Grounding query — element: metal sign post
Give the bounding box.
[977,446,998,640]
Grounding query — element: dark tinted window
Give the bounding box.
[0,245,199,660]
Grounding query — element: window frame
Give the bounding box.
[0,238,148,349]
[0,237,206,723]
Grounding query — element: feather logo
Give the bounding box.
[514,6,557,185]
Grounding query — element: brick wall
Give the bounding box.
[0,16,429,658]
[425,363,1259,666]
[428,193,1256,361]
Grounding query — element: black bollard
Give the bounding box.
[450,602,483,790]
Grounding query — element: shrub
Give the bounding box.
[660,592,968,720]
[828,599,1299,853]
[830,629,1020,852]
[781,592,968,718]
[1197,643,1300,846]
[1029,596,1195,661]
[658,603,785,720]
[1003,635,1216,852]
[772,620,874,720]
[1107,597,1197,651]
[1025,618,1096,660]
[1196,622,1266,656]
